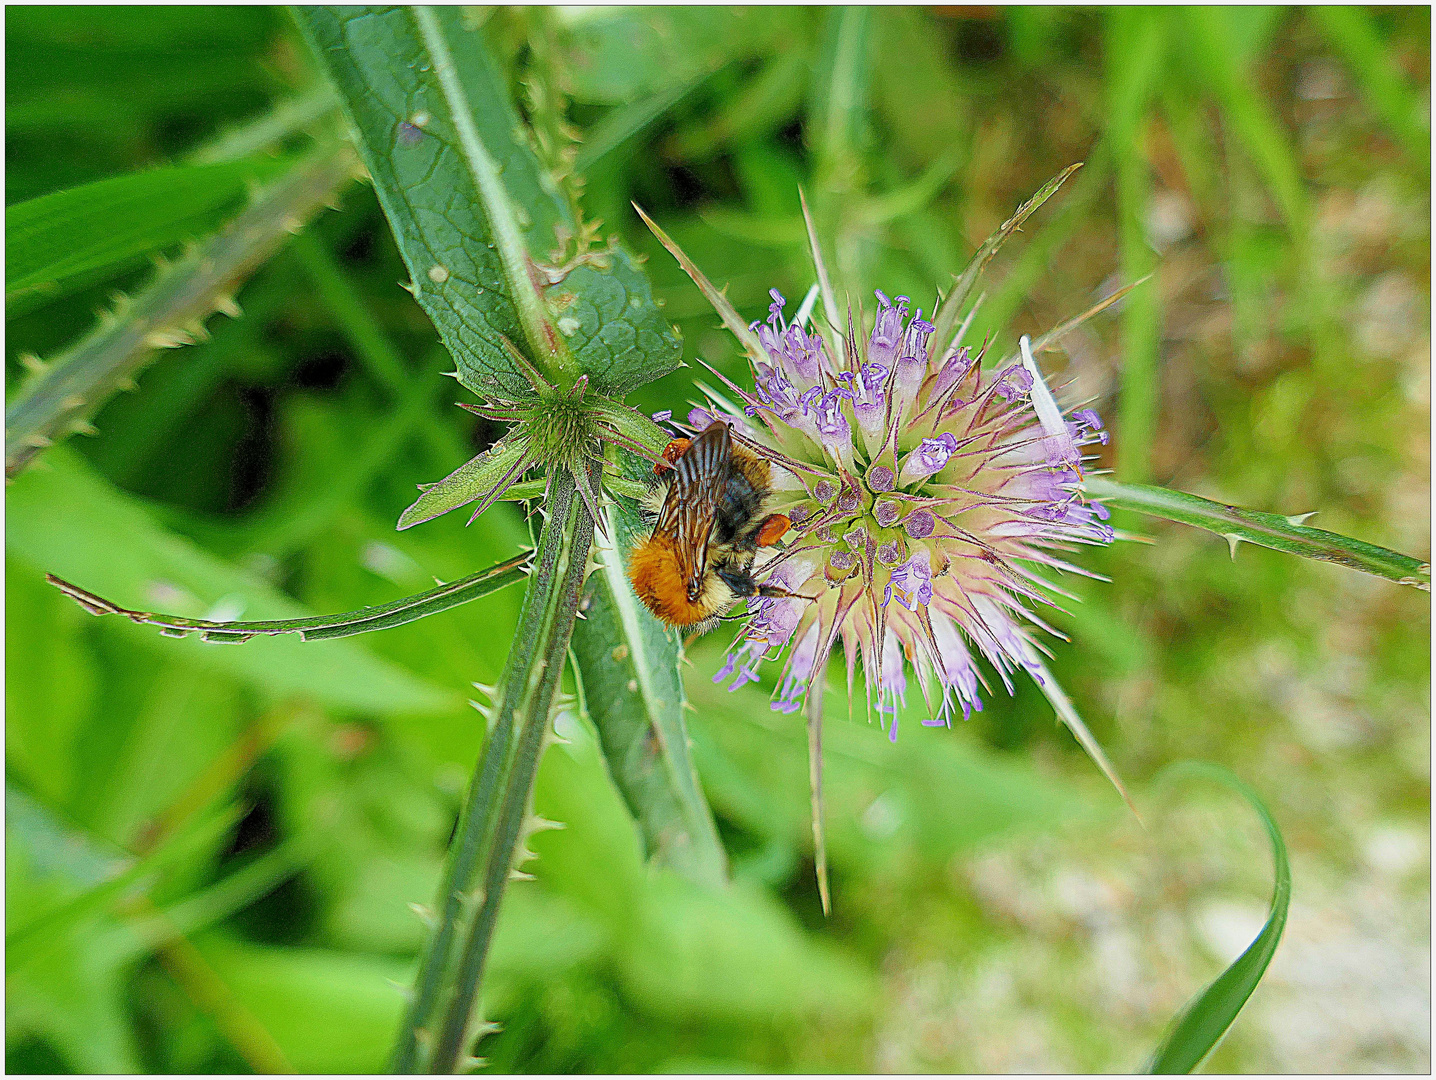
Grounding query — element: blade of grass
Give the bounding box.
[1146,763,1291,1073]
[6,802,245,964]
[665,50,811,161]
[288,232,469,471]
[1311,6,1430,166]
[574,69,715,175]
[1084,476,1431,588]
[46,553,531,644]
[6,158,293,301]
[1106,9,1167,483]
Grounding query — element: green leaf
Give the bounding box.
[5,785,151,1073]
[6,159,291,302]
[1084,476,1431,589]
[570,459,728,888]
[297,6,680,398]
[6,559,97,805]
[297,5,572,396]
[6,801,244,965]
[548,246,684,397]
[198,934,410,1074]
[45,553,530,643]
[5,448,459,715]
[1146,764,1292,1073]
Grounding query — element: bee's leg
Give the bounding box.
[754,513,791,547]
[755,582,814,602]
[716,567,757,598]
[654,438,691,475]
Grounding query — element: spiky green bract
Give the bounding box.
[396,362,664,534]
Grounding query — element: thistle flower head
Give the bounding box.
[639,171,1133,817]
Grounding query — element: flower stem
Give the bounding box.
[391,463,598,1073]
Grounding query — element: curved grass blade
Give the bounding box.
[1146,763,1292,1073]
[1084,476,1431,589]
[6,800,246,964]
[1310,6,1430,166]
[46,553,531,644]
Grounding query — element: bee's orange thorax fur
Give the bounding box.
[628,534,712,627]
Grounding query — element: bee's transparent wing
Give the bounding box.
[654,422,731,594]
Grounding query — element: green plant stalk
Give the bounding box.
[188,82,341,165]
[45,553,530,643]
[5,145,356,478]
[393,464,598,1073]
[1085,476,1431,589]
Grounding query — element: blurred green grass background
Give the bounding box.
[6,6,1429,1073]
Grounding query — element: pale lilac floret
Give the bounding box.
[1006,467,1080,504]
[891,313,935,415]
[773,620,822,713]
[714,639,764,691]
[810,388,854,460]
[930,346,974,402]
[898,432,959,484]
[837,362,889,448]
[928,611,983,725]
[992,365,1034,402]
[868,291,909,369]
[753,288,828,385]
[877,631,908,735]
[883,549,933,610]
[1069,407,1109,445]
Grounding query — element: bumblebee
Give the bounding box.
[629,421,797,632]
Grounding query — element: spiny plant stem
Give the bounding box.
[392,464,599,1073]
[5,145,357,478]
[1085,475,1431,589]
